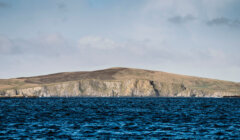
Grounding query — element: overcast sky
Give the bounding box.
[0,0,240,82]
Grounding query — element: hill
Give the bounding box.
[0,67,239,97]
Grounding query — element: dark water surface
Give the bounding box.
[0,98,240,139]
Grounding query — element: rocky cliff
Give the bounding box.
[0,68,239,97]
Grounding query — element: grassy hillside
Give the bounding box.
[0,67,240,93]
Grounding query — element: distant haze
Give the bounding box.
[0,0,240,82]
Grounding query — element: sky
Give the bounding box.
[0,0,240,82]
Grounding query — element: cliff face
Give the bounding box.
[0,79,239,98]
[0,67,239,97]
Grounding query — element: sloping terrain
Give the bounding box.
[0,67,239,97]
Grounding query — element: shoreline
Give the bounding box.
[0,96,238,99]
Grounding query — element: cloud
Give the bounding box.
[168,15,195,24]
[57,2,67,12]
[25,33,71,56]
[0,2,9,8]
[207,17,240,27]
[1,34,240,81]
[57,3,66,9]
[0,0,240,81]
[56,2,68,22]
[78,36,120,49]
[40,34,67,47]
[0,33,70,56]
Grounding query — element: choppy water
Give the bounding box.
[0,98,240,139]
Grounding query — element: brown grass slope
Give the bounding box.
[0,67,240,93]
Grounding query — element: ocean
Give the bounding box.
[0,98,239,139]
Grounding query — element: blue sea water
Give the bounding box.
[0,98,239,139]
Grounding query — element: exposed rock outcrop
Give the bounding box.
[0,67,239,97]
[0,79,239,97]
